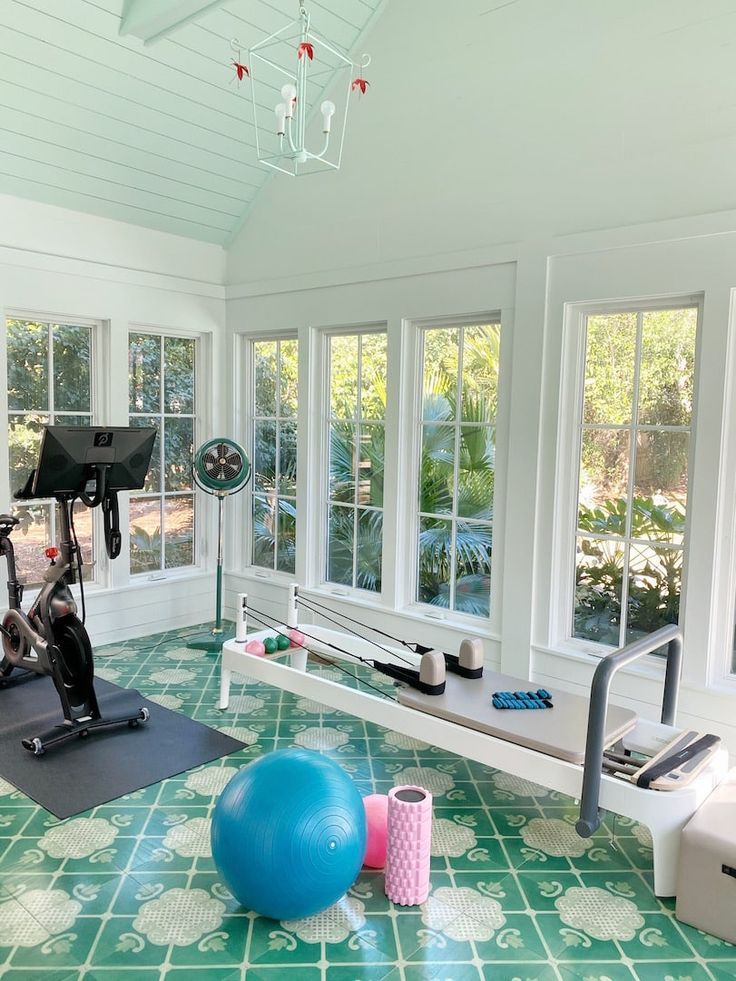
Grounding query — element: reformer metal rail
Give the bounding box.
[576,623,683,837]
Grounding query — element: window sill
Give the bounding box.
[534,640,736,699]
[128,566,207,587]
[302,584,500,644]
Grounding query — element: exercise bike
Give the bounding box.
[0,425,156,755]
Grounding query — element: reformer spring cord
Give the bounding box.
[295,595,415,667]
[297,594,420,661]
[240,604,398,702]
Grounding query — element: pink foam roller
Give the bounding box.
[245,639,266,656]
[288,629,306,648]
[384,785,433,906]
[362,794,389,868]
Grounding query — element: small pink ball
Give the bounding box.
[288,629,306,648]
[362,794,389,868]
[245,639,266,656]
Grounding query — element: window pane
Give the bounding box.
[578,429,629,524]
[10,503,52,586]
[327,505,354,586]
[462,324,500,423]
[358,423,384,508]
[573,537,624,646]
[9,414,48,496]
[164,417,194,492]
[419,424,455,514]
[633,431,688,542]
[423,328,458,421]
[129,333,161,413]
[164,337,195,414]
[455,519,492,617]
[252,494,275,569]
[457,425,494,520]
[277,498,296,574]
[164,495,194,569]
[278,421,297,496]
[54,324,91,412]
[626,544,681,645]
[361,333,387,420]
[131,416,161,493]
[583,313,637,425]
[329,423,356,503]
[254,420,277,493]
[330,335,359,419]
[7,320,48,411]
[639,308,697,426]
[417,515,452,606]
[255,341,277,416]
[279,339,299,417]
[130,497,162,574]
[357,508,382,593]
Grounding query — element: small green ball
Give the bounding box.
[264,636,279,654]
[276,634,291,651]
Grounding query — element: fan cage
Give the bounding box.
[194,438,251,493]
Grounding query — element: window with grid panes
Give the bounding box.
[251,337,298,574]
[573,306,697,648]
[416,322,500,618]
[326,330,386,592]
[6,318,96,586]
[128,333,196,574]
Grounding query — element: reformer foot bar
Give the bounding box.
[219,590,729,897]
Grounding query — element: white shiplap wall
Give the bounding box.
[0,0,385,243]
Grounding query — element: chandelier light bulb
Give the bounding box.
[281,83,297,118]
[274,102,287,135]
[320,100,336,133]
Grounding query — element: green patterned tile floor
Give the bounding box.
[0,622,732,980]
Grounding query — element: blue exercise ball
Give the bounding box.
[211,748,367,921]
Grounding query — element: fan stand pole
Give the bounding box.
[187,491,227,655]
[214,492,224,634]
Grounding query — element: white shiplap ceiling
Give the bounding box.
[0,0,385,244]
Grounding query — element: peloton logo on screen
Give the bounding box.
[94,432,114,447]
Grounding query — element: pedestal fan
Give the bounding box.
[187,438,251,653]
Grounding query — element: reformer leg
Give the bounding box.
[650,822,683,898]
[219,664,232,710]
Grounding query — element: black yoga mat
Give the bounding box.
[0,675,243,819]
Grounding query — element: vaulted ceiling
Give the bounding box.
[0,0,385,244]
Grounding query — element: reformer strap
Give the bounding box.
[635,733,720,789]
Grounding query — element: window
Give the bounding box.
[128,332,196,574]
[251,337,298,574]
[6,317,96,585]
[416,322,500,618]
[573,306,698,648]
[326,330,386,592]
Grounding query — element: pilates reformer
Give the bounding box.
[218,585,729,897]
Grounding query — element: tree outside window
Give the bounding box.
[573,307,697,649]
[128,332,196,574]
[251,337,298,574]
[417,322,500,618]
[6,318,95,585]
[326,331,386,592]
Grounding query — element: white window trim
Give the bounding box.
[403,312,505,631]
[127,323,206,582]
[4,311,107,590]
[549,294,703,661]
[319,323,388,601]
[712,286,736,686]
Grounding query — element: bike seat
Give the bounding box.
[0,515,20,532]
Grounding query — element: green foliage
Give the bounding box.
[418,346,496,615]
[575,497,684,645]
